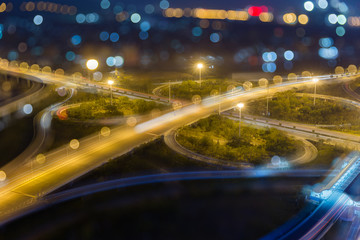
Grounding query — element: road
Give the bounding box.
[0,72,46,118]
[2,89,75,177]
[1,168,332,226]
[0,67,357,224]
[263,191,351,240]
[164,125,317,168]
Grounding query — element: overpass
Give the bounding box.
[263,152,360,240]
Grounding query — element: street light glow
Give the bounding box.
[108,79,114,85]
[237,103,245,109]
[86,59,99,70]
[313,78,319,83]
[197,63,204,69]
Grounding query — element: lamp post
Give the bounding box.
[313,78,319,106]
[86,59,99,80]
[237,103,244,137]
[108,79,114,105]
[197,63,203,87]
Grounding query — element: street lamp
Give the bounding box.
[197,63,204,87]
[237,103,244,137]
[108,79,114,105]
[86,59,99,80]
[313,78,319,106]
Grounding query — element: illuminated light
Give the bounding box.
[18,42,28,53]
[197,63,204,69]
[107,79,114,85]
[164,8,174,17]
[174,8,184,18]
[159,0,170,10]
[258,78,269,87]
[0,170,6,181]
[130,13,141,23]
[86,59,99,70]
[86,13,99,23]
[72,72,82,80]
[283,13,297,24]
[69,139,80,150]
[271,156,281,166]
[139,31,149,40]
[192,27,202,37]
[243,81,253,90]
[110,32,119,42]
[140,21,151,32]
[101,127,111,137]
[65,51,76,61]
[76,14,86,23]
[0,3,6,13]
[248,6,263,17]
[318,0,328,9]
[210,33,221,43]
[9,60,18,68]
[262,63,277,73]
[338,2,348,13]
[312,78,319,83]
[114,56,124,67]
[328,14,338,24]
[192,95,202,104]
[99,31,109,41]
[273,75,283,85]
[2,81,11,92]
[42,66,52,74]
[298,14,309,25]
[106,56,116,67]
[227,10,248,21]
[237,103,245,109]
[127,117,137,127]
[93,72,103,81]
[336,26,345,37]
[116,12,129,22]
[284,50,294,61]
[145,4,155,14]
[319,46,338,59]
[100,0,110,10]
[199,20,210,28]
[259,12,274,22]
[68,6,77,15]
[337,14,347,25]
[36,154,46,164]
[184,8,192,17]
[262,52,277,62]
[301,71,312,77]
[55,68,65,76]
[23,104,33,114]
[348,17,360,27]
[30,64,40,73]
[71,35,82,46]
[288,73,297,81]
[25,2,35,11]
[348,65,357,74]
[304,1,314,11]
[19,62,29,72]
[8,51,18,61]
[319,38,334,48]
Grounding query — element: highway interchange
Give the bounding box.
[1,65,360,239]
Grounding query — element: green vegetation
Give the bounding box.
[159,79,239,100]
[66,95,166,120]
[177,115,297,164]
[247,90,360,126]
[303,140,349,167]
[110,69,194,93]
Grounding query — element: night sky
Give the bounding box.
[51,0,360,13]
